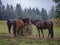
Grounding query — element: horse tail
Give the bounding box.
[50,22,54,38]
[13,21,16,37]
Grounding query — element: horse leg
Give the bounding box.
[13,21,16,37]
[48,29,50,38]
[37,28,40,37]
[41,29,44,38]
[50,28,53,38]
[20,27,24,36]
[8,26,11,34]
[8,25,11,34]
[17,27,20,36]
[48,26,53,38]
[17,27,20,35]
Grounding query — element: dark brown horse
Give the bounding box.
[7,19,13,34]
[31,20,54,38]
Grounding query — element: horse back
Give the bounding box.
[15,19,24,27]
[32,20,53,29]
[45,21,53,28]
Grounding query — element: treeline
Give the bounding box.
[53,0,60,18]
[0,0,52,20]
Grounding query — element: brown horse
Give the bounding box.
[13,18,31,37]
[13,19,24,37]
[31,20,54,38]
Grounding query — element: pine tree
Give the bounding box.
[16,4,22,18]
[41,8,48,20]
[0,0,3,20]
[36,8,41,15]
[48,6,55,19]
[0,0,2,7]
[53,0,60,18]
[28,7,31,14]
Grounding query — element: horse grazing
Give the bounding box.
[13,18,31,37]
[31,20,54,38]
[7,19,13,34]
[13,19,24,37]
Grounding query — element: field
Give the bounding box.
[0,21,60,45]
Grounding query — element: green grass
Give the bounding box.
[0,21,60,45]
[0,21,8,33]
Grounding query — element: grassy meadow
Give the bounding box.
[0,20,60,45]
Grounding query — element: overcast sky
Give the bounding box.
[1,0,56,11]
